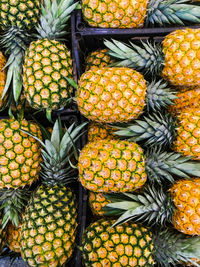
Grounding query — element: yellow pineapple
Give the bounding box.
[105,28,200,88]
[82,0,200,28]
[85,49,114,71]
[6,223,21,253]
[0,51,7,109]
[0,118,42,188]
[77,67,175,123]
[78,139,199,193]
[89,191,111,216]
[88,122,117,142]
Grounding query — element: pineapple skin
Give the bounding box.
[0,51,7,109]
[77,67,146,123]
[162,28,200,88]
[21,185,77,267]
[173,108,200,160]
[89,191,111,216]
[0,119,42,188]
[88,122,117,142]
[82,0,149,28]
[6,223,21,253]
[23,39,73,111]
[0,0,41,30]
[81,219,155,266]
[78,139,147,193]
[85,49,114,71]
[170,178,200,236]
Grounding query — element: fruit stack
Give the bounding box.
[1,0,200,267]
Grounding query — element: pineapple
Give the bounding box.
[104,178,200,236]
[82,0,200,28]
[89,191,111,216]
[81,219,200,266]
[114,109,200,160]
[0,1,41,104]
[77,67,176,123]
[6,223,21,253]
[20,120,86,267]
[0,118,42,188]
[0,51,7,110]
[105,28,200,88]
[78,140,200,193]
[85,49,115,71]
[169,87,200,115]
[88,122,117,142]
[23,0,78,120]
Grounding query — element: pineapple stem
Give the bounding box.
[146,0,200,27]
[104,39,164,76]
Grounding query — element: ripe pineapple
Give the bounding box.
[105,28,200,88]
[85,49,114,71]
[77,67,176,123]
[88,122,117,142]
[6,223,21,253]
[104,178,200,236]
[89,191,111,216]
[82,0,200,28]
[81,219,200,266]
[23,0,78,120]
[78,140,200,193]
[114,109,200,160]
[0,118,42,188]
[169,87,200,115]
[0,51,7,109]
[0,1,42,104]
[21,120,86,267]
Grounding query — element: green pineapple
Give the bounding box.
[20,119,86,267]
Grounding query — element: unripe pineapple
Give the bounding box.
[78,140,200,193]
[0,51,7,109]
[105,28,200,88]
[77,67,176,123]
[0,118,42,188]
[88,122,117,142]
[85,49,114,71]
[82,0,200,28]
[6,223,21,253]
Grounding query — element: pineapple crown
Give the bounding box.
[104,39,164,77]
[29,119,87,186]
[146,0,200,27]
[36,0,78,40]
[113,111,177,148]
[153,227,200,267]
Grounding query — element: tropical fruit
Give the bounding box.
[78,139,200,193]
[89,191,111,216]
[87,122,117,142]
[0,51,7,109]
[23,0,78,120]
[105,28,200,88]
[77,67,175,123]
[85,49,114,71]
[81,218,200,267]
[82,0,200,28]
[6,223,21,253]
[0,118,42,188]
[104,178,200,236]
[20,120,86,267]
[114,109,200,160]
